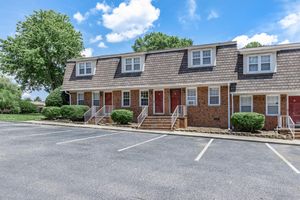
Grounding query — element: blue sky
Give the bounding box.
[1,0,300,100]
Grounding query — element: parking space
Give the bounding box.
[0,122,300,200]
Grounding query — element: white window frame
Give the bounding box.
[266,95,280,116]
[77,92,84,105]
[239,95,253,112]
[139,90,149,107]
[122,56,143,73]
[92,92,100,106]
[208,86,221,106]
[76,61,95,76]
[186,87,197,106]
[190,49,213,68]
[245,54,275,74]
[122,90,131,107]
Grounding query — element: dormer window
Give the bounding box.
[76,61,95,76]
[122,56,144,73]
[244,54,275,74]
[189,49,215,68]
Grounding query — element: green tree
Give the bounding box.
[245,41,263,48]
[0,10,83,92]
[132,32,193,52]
[0,76,22,113]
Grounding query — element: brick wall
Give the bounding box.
[187,86,229,128]
[233,94,287,130]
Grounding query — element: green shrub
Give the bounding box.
[19,100,37,113]
[41,107,61,119]
[231,112,265,132]
[45,87,68,107]
[61,105,89,121]
[111,109,133,124]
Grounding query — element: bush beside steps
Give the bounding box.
[231,112,265,133]
[111,109,133,125]
[42,105,89,121]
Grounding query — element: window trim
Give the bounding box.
[246,54,274,74]
[239,95,253,112]
[186,87,198,106]
[266,94,280,116]
[92,91,100,107]
[122,56,143,73]
[208,86,221,106]
[76,62,95,76]
[190,49,213,68]
[122,90,131,107]
[139,90,149,107]
[77,92,84,105]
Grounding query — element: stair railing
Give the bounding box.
[84,106,100,124]
[278,115,295,140]
[94,105,114,125]
[137,106,148,128]
[171,105,187,129]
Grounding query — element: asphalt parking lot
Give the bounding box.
[0,121,300,200]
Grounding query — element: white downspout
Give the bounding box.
[65,91,71,105]
[228,83,231,130]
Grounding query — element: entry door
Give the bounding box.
[170,89,181,113]
[105,92,112,105]
[154,90,164,114]
[289,96,300,124]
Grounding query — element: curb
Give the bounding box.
[23,120,300,146]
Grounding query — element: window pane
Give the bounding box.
[241,106,252,112]
[210,96,219,105]
[268,96,279,104]
[140,91,149,106]
[79,63,85,74]
[192,51,201,58]
[193,58,201,66]
[125,58,132,64]
[203,57,211,65]
[249,56,258,64]
[123,92,130,106]
[134,64,140,71]
[187,89,196,105]
[268,106,278,115]
[134,57,140,64]
[261,55,270,63]
[261,63,271,71]
[249,64,258,71]
[203,50,211,57]
[86,62,92,74]
[93,100,100,106]
[126,64,132,71]
[210,88,219,96]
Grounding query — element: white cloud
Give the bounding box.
[98,42,108,48]
[103,0,160,43]
[233,33,278,49]
[81,48,93,57]
[279,13,300,29]
[73,12,86,23]
[96,2,111,13]
[279,39,290,44]
[22,92,32,100]
[207,10,219,20]
[179,0,200,24]
[89,35,103,43]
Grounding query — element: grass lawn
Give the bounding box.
[0,113,45,122]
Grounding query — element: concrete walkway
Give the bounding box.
[26,120,300,146]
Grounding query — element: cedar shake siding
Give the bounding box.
[62,42,238,91]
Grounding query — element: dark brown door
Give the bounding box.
[170,89,181,113]
[105,92,112,105]
[154,90,164,114]
[289,96,300,124]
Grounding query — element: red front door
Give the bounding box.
[170,89,181,113]
[289,96,300,124]
[154,90,164,114]
[105,92,112,105]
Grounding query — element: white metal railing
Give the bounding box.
[137,106,148,128]
[94,105,114,125]
[84,106,100,124]
[278,115,295,140]
[171,105,187,129]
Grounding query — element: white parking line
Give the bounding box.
[56,132,121,145]
[118,134,167,152]
[194,139,214,162]
[18,130,73,137]
[266,143,300,174]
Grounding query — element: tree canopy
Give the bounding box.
[0,10,83,92]
[132,32,193,52]
[245,41,263,48]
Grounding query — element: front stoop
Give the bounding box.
[139,116,187,130]
[278,128,300,139]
